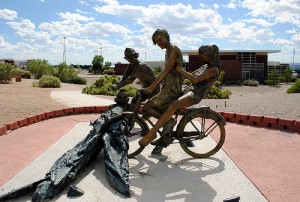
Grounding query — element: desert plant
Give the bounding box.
[102,68,115,75]
[243,79,259,86]
[0,63,15,81]
[27,59,53,79]
[120,85,138,97]
[281,67,294,83]
[264,69,280,86]
[38,75,61,88]
[153,66,162,76]
[287,79,300,93]
[12,68,32,79]
[206,85,231,99]
[71,76,87,84]
[82,75,137,96]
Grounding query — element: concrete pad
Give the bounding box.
[50,91,114,107]
[0,122,267,202]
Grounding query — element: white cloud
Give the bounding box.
[99,0,119,5]
[218,21,275,44]
[78,1,89,5]
[286,29,298,34]
[94,3,222,37]
[58,12,95,21]
[243,18,274,27]
[39,20,132,37]
[0,35,6,47]
[291,33,300,42]
[213,4,219,9]
[226,3,236,9]
[6,19,51,43]
[242,0,300,27]
[0,9,17,20]
[273,38,291,45]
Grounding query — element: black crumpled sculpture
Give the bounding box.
[0,106,130,201]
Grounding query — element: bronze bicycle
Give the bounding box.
[105,92,226,158]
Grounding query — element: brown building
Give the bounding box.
[182,50,280,83]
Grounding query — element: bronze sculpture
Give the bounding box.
[139,28,184,147]
[139,44,220,147]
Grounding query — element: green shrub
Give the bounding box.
[28,59,53,79]
[214,80,222,87]
[12,68,32,79]
[82,75,137,96]
[287,79,300,93]
[83,75,120,95]
[102,68,115,75]
[120,85,138,97]
[71,76,87,84]
[206,85,231,99]
[0,63,15,81]
[217,71,225,82]
[153,66,162,76]
[38,75,61,88]
[243,79,259,86]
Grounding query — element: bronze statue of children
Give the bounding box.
[139,44,220,147]
[139,28,184,146]
[114,48,160,103]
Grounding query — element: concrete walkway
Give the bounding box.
[0,90,299,201]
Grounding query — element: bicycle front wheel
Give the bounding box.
[176,108,226,158]
[107,112,149,158]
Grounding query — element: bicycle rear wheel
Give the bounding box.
[176,108,226,158]
[107,112,149,158]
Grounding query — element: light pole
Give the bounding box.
[62,36,67,64]
[293,45,295,65]
[100,47,103,56]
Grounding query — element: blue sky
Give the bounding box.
[0,0,299,65]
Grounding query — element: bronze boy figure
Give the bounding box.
[139,28,184,146]
[114,48,160,103]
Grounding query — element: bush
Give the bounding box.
[82,75,137,96]
[71,76,87,84]
[287,79,300,93]
[102,68,115,75]
[243,79,259,86]
[38,75,61,88]
[206,85,231,99]
[153,66,162,76]
[0,63,15,81]
[12,68,32,79]
[28,59,53,79]
[120,85,138,97]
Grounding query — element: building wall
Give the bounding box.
[221,60,243,81]
[188,56,243,82]
[114,63,128,75]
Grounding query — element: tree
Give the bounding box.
[92,55,104,74]
[105,61,112,67]
[27,59,52,79]
[264,68,280,86]
[281,66,294,83]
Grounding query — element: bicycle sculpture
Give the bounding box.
[105,92,226,158]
